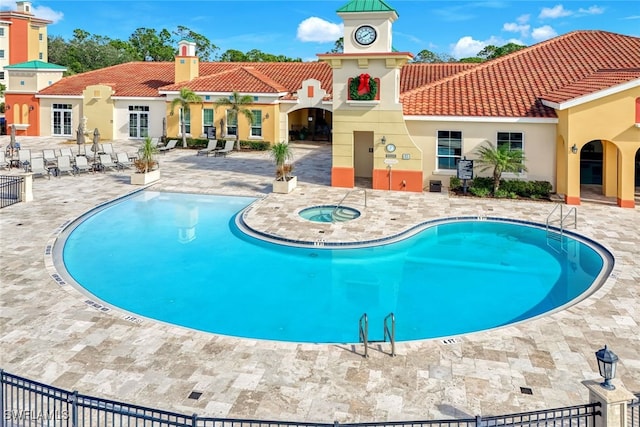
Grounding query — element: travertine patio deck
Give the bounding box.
[0,136,638,422]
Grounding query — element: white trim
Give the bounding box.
[159,90,288,99]
[346,100,379,106]
[36,94,83,99]
[404,115,558,124]
[541,78,640,110]
[112,96,165,101]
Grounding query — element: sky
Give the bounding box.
[9,0,640,61]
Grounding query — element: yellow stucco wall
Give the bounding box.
[406,119,557,189]
[83,85,116,140]
[555,86,640,204]
[175,57,199,84]
[166,102,279,143]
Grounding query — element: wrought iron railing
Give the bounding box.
[0,175,23,208]
[629,393,640,427]
[0,370,603,427]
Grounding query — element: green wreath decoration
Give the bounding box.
[349,75,378,101]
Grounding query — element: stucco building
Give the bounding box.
[3,0,640,207]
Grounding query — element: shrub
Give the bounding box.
[494,189,509,198]
[240,140,270,151]
[449,176,462,190]
[469,187,490,197]
[531,181,552,198]
[471,177,493,191]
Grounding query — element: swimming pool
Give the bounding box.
[57,191,612,344]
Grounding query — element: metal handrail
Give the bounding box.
[331,189,367,222]
[384,313,396,357]
[359,313,369,358]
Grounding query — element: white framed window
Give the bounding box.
[0,28,5,37]
[128,105,150,138]
[250,110,262,137]
[52,104,73,136]
[436,130,462,170]
[0,71,4,80]
[0,50,4,59]
[226,110,237,137]
[497,131,525,174]
[179,108,191,134]
[202,108,214,135]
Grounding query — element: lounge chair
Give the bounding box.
[101,143,115,159]
[18,149,31,169]
[214,140,235,157]
[56,155,75,176]
[74,155,92,174]
[197,139,218,156]
[115,152,133,170]
[58,148,75,164]
[29,157,51,179]
[0,151,8,169]
[150,137,160,148]
[43,149,57,166]
[159,139,178,153]
[98,153,117,172]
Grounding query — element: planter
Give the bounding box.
[130,169,161,185]
[272,176,297,194]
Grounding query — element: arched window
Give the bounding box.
[636,97,640,124]
[181,45,187,56]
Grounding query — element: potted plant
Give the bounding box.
[131,136,160,185]
[270,141,296,193]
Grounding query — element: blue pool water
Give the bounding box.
[60,191,609,344]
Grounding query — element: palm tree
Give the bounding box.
[475,141,527,193]
[214,91,254,151]
[170,87,202,148]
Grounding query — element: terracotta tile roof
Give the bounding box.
[160,67,289,93]
[37,31,640,119]
[38,62,175,97]
[400,63,479,93]
[401,30,640,118]
[540,68,640,104]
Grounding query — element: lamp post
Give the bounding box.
[595,345,618,390]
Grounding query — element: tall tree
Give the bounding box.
[412,49,456,63]
[128,28,175,61]
[170,88,203,148]
[474,142,527,193]
[214,91,254,151]
[329,37,343,53]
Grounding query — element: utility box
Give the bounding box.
[429,180,442,193]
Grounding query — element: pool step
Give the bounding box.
[332,207,359,222]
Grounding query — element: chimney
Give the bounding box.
[174,39,199,83]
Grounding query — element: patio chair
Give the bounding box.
[98,153,117,171]
[43,149,57,166]
[18,149,31,169]
[115,152,133,170]
[29,157,51,179]
[56,155,75,176]
[59,148,75,161]
[0,151,8,169]
[197,140,218,156]
[150,137,160,148]
[101,143,115,159]
[159,139,178,153]
[214,140,235,157]
[74,155,92,174]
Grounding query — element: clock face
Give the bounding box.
[354,25,377,46]
[385,143,397,153]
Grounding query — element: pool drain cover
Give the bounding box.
[520,387,533,395]
[188,391,203,400]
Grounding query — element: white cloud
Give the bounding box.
[539,5,572,19]
[517,14,530,24]
[503,22,530,38]
[32,6,64,24]
[451,36,487,58]
[577,6,604,15]
[531,25,558,41]
[296,17,343,43]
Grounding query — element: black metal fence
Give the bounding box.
[0,370,603,427]
[0,175,23,208]
[629,394,640,427]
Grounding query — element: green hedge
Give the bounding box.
[178,138,271,151]
[462,177,552,199]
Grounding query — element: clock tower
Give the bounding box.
[318,0,423,192]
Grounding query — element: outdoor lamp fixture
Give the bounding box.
[308,116,313,122]
[29,105,35,111]
[5,105,9,110]
[571,144,578,154]
[595,345,618,390]
[381,136,387,145]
